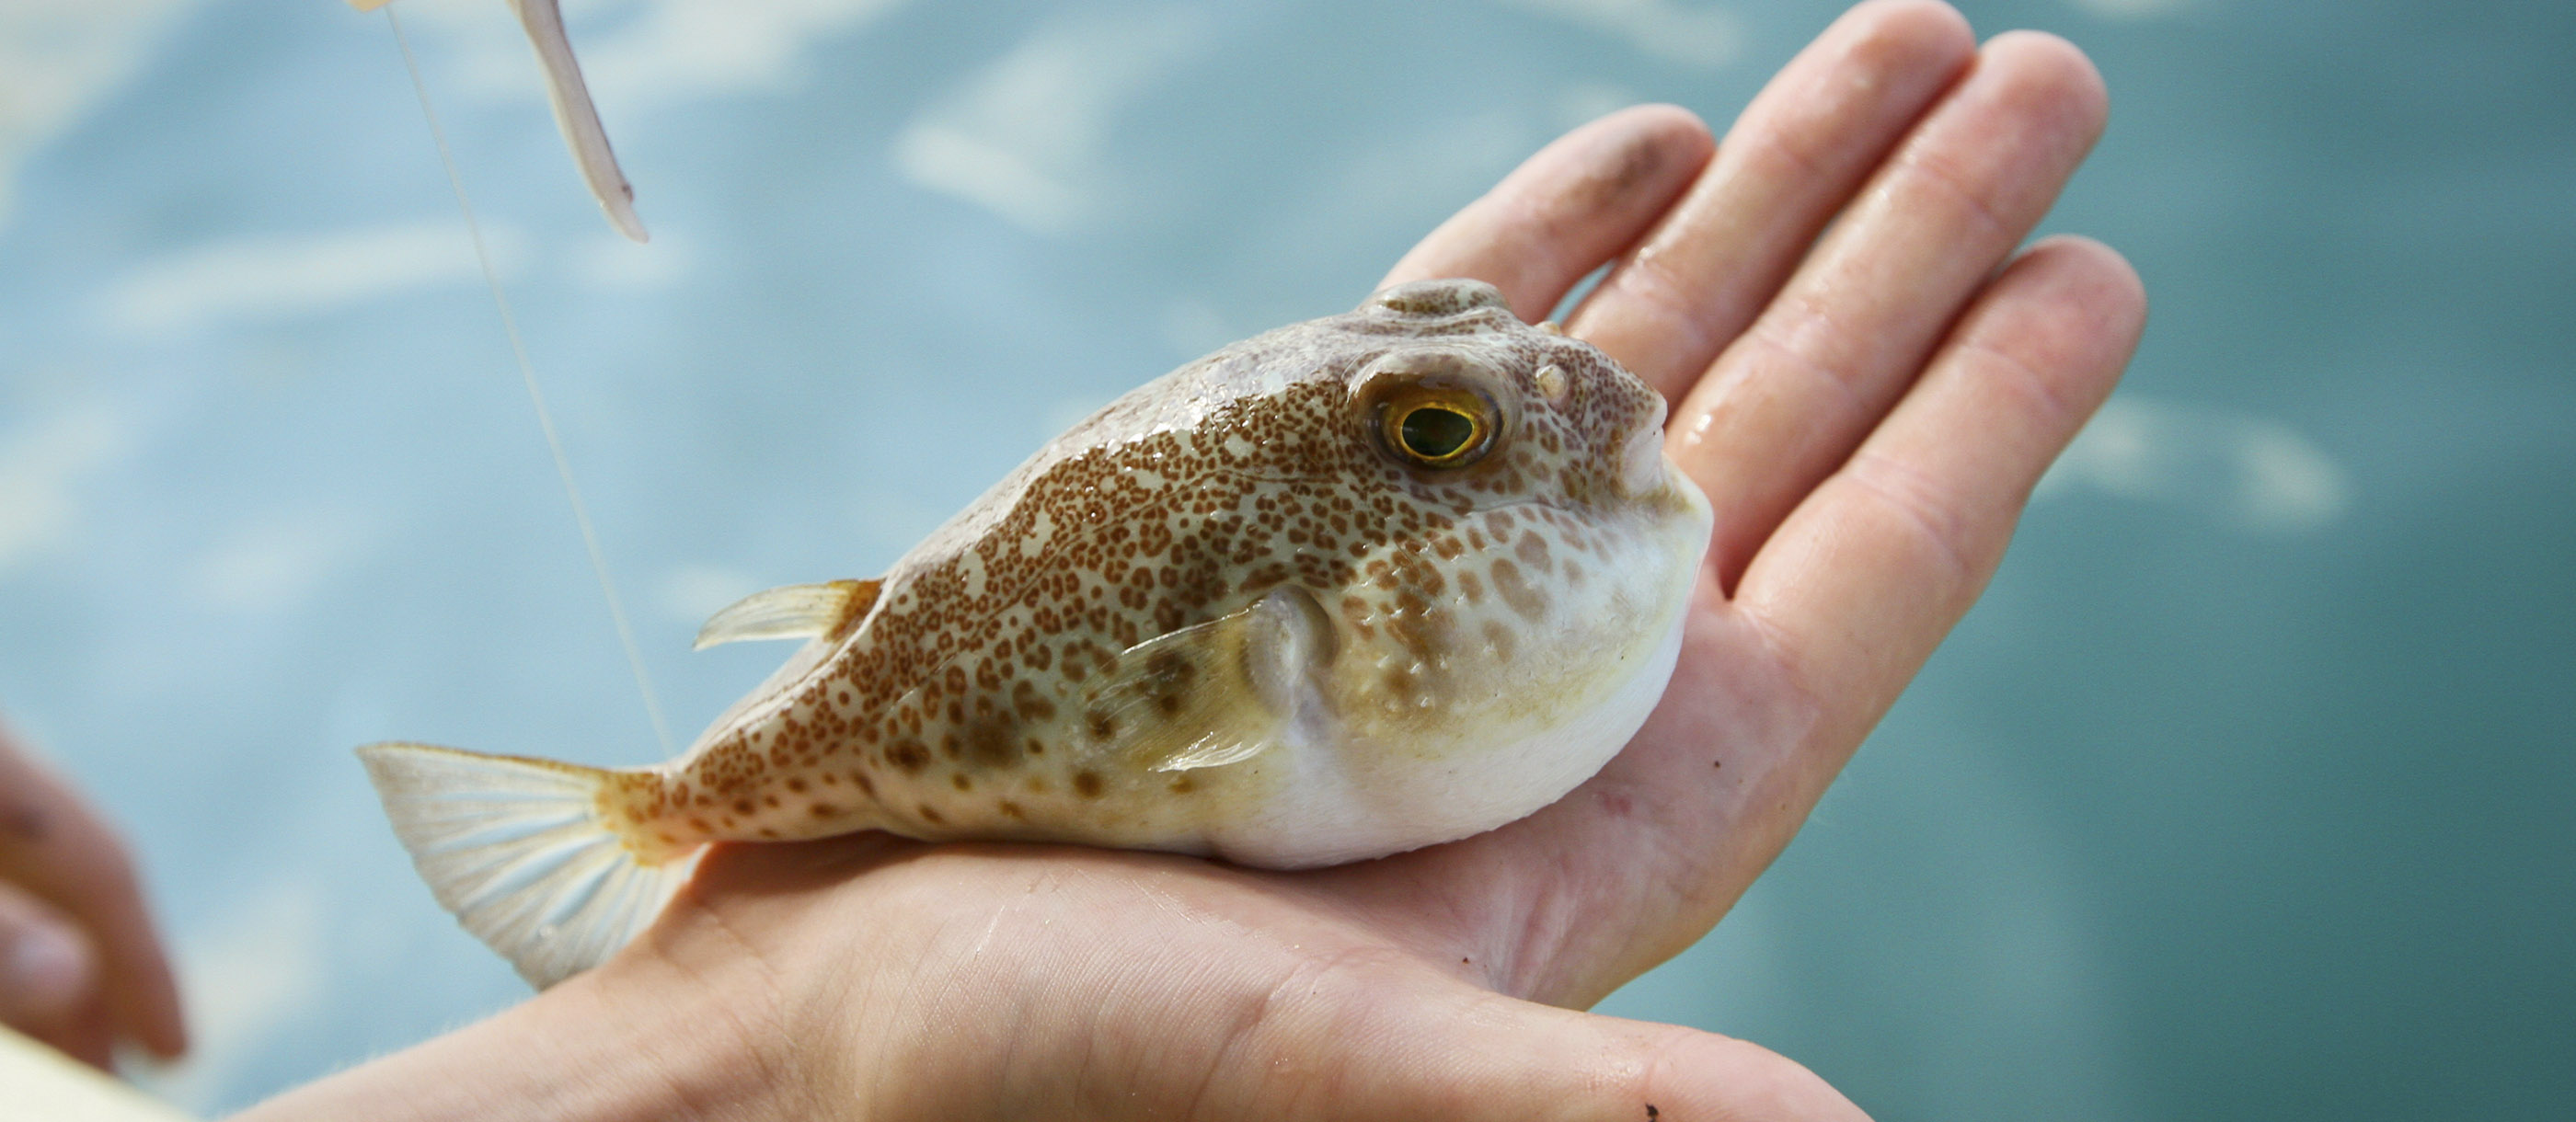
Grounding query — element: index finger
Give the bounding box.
[1377,104,1713,322]
[0,721,188,1059]
[1567,0,1977,400]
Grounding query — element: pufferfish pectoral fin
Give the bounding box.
[693,579,880,650]
[1087,586,1335,773]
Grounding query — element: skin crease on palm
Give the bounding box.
[226,3,2147,1119]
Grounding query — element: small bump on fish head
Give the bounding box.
[1364,278,1509,317]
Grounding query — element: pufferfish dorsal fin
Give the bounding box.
[1085,587,1334,773]
[693,579,880,651]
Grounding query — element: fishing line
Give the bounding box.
[385,6,677,759]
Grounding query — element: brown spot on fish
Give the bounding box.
[998,800,1026,820]
[1145,649,1195,686]
[1384,666,1421,701]
[811,803,837,817]
[1489,558,1548,620]
[1010,679,1057,722]
[918,804,944,825]
[1168,774,1197,794]
[1515,530,1550,573]
[1074,771,1105,798]
[964,716,1020,769]
[1386,604,1449,662]
[889,740,930,773]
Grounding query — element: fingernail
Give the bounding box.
[6,922,91,1015]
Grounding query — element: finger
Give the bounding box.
[0,879,106,1063]
[0,727,189,1058]
[1205,964,1869,1122]
[1670,30,2110,588]
[1741,236,2145,757]
[1379,104,1713,322]
[52,1000,119,1070]
[1568,0,1975,398]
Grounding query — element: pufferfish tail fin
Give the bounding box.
[356,742,699,989]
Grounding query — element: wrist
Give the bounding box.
[232,944,797,1122]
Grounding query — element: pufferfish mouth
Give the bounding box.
[1616,398,1673,499]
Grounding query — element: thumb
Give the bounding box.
[1222,963,1870,1122]
[0,879,101,1044]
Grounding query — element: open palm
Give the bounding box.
[248,5,2143,1120]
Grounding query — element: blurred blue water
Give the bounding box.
[0,0,2567,1116]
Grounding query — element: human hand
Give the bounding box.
[244,3,2141,1118]
[0,717,188,1069]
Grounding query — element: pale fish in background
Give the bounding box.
[360,279,1715,986]
[348,0,647,241]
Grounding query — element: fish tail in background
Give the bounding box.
[504,0,648,241]
[343,0,645,241]
[355,742,698,988]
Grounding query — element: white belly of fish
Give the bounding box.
[1203,603,1688,868]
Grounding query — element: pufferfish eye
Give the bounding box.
[1378,385,1497,468]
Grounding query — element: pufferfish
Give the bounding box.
[359,278,1714,987]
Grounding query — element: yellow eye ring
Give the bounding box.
[1380,391,1495,468]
